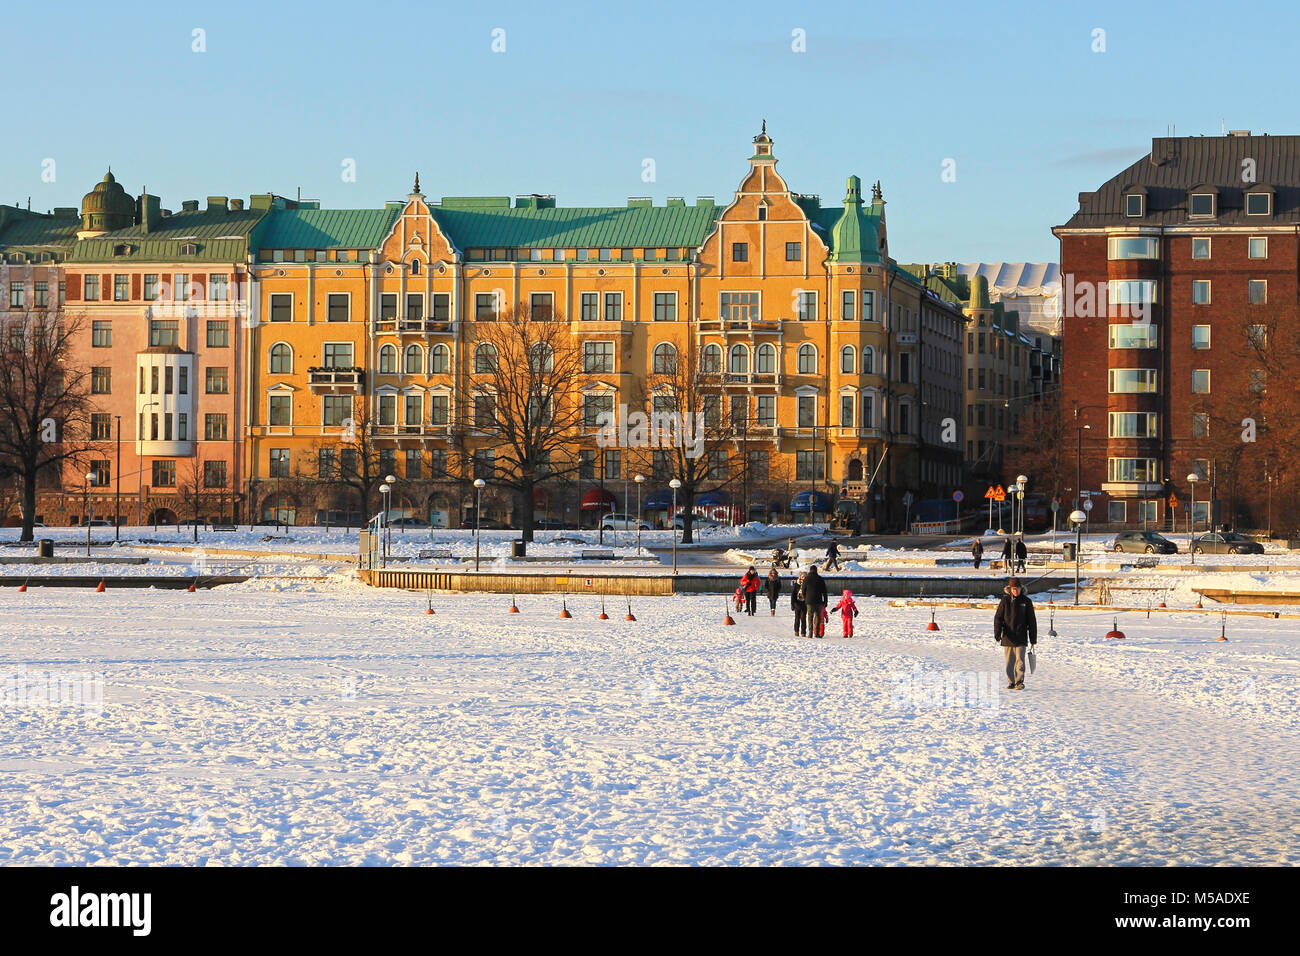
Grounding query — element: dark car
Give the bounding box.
[1192,532,1265,555]
[1110,530,1178,554]
[533,519,569,530]
[457,518,511,530]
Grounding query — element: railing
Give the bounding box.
[307,367,364,389]
[375,318,456,334]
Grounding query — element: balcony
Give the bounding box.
[372,423,453,438]
[1102,481,1164,497]
[697,317,782,334]
[375,318,457,335]
[308,367,364,391]
[571,319,635,335]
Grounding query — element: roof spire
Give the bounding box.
[414,171,421,194]
[761,118,766,135]
[872,180,883,202]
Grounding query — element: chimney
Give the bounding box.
[180,199,199,213]
[206,196,229,212]
[1229,129,1252,137]
[230,198,245,211]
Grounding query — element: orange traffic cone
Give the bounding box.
[560,597,572,619]
[723,598,735,626]
[95,580,106,593]
[625,597,636,622]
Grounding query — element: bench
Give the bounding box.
[210,524,238,532]
[580,549,615,560]
[417,548,453,560]
[1025,554,1051,568]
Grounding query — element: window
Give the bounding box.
[8,281,24,309]
[322,395,351,426]
[580,293,599,322]
[432,294,450,322]
[757,394,775,426]
[1250,369,1267,393]
[143,274,159,300]
[405,449,422,480]
[728,345,748,374]
[1246,192,1271,216]
[430,344,450,374]
[840,291,855,321]
[429,449,447,476]
[795,450,825,481]
[603,292,622,322]
[152,460,176,487]
[861,393,874,429]
[1189,193,1215,217]
[380,449,396,477]
[584,341,614,373]
[327,293,349,322]
[605,450,622,481]
[266,343,291,374]
[1192,280,1211,305]
[785,242,801,261]
[84,275,99,300]
[898,353,911,384]
[205,413,228,441]
[1108,279,1157,312]
[1107,458,1158,483]
[653,292,676,322]
[583,392,613,428]
[474,344,497,373]
[755,343,775,374]
[474,393,497,428]
[861,346,874,375]
[92,321,112,347]
[579,450,597,480]
[706,450,726,481]
[1192,369,1211,393]
[1108,369,1157,393]
[862,291,875,322]
[898,403,911,435]
[179,367,188,395]
[703,394,720,427]
[268,395,292,426]
[1109,324,1157,348]
[380,294,397,321]
[1249,279,1267,304]
[840,393,854,427]
[174,275,190,301]
[748,450,769,481]
[797,394,816,427]
[1192,412,1209,438]
[1108,412,1159,438]
[150,319,179,346]
[92,367,111,394]
[405,393,423,426]
[1125,194,1144,217]
[1108,237,1158,259]
[797,344,816,374]
[207,320,229,347]
[108,274,130,302]
[209,275,228,301]
[204,460,227,488]
[1107,501,1127,524]
[1247,324,1267,348]
[652,343,677,374]
[840,346,855,373]
[530,293,553,322]
[1191,237,1210,260]
[796,291,817,321]
[1192,325,1210,350]
[269,448,289,478]
[377,393,396,426]
[701,344,722,373]
[474,293,498,321]
[756,205,767,221]
[720,291,759,323]
[430,393,449,425]
[318,448,335,479]
[377,344,396,374]
[323,343,353,369]
[732,242,748,262]
[206,367,229,394]
[598,248,611,262]
[402,293,423,323]
[404,344,423,374]
[269,293,292,322]
[1249,237,1268,259]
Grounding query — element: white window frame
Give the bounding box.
[797,343,818,374]
[326,292,351,322]
[1192,325,1211,350]
[1125,193,1144,217]
[268,291,293,322]
[377,343,398,374]
[839,345,856,374]
[1245,192,1272,216]
[268,341,293,374]
[1189,192,1216,218]
[404,344,425,375]
[429,343,451,375]
[266,386,295,430]
[1192,369,1211,394]
[1191,280,1211,305]
[1191,237,1211,260]
[1248,236,1268,259]
[1107,369,1158,393]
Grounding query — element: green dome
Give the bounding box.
[80,170,135,232]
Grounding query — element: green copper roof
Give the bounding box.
[66,208,265,263]
[829,175,882,263]
[255,207,401,253]
[429,202,721,251]
[0,207,78,254]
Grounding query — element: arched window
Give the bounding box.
[840,345,856,374]
[755,343,776,374]
[378,344,397,374]
[410,259,421,275]
[862,346,874,375]
[797,344,817,374]
[404,344,423,374]
[652,343,677,374]
[269,343,292,374]
[529,343,553,373]
[728,345,749,374]
[430,344,450,374]
[701,343,722,373]
[475,344,498,373]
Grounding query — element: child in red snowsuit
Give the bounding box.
[833,589,859,638]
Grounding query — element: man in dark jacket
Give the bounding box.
[764,568,782,616]
[1014,537,1028,573]
[790,571,808,636]
[803,565,829,638]
[1000,535,1013,571]
[825,539,841,571]
[972,538,984,569]
[993,577,1038,690]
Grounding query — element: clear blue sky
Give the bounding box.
[8,0,1296,262]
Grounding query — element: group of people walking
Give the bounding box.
[972,535,1027,573]
[737,565,858,638]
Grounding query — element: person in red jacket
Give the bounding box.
[832,589,859,638]
[739,566,761,617]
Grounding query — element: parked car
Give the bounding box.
[1191,532,1265,555]
[388,516,430,528]
[671,514,723,531]
[84,518,114,527]
[599,512,651,532]
[533,519,569,530]
[457,518,511,530]
[1110,530,1178,554]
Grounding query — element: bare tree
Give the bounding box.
[0,308,93,541]
[176,457,207,542]
[458,301,584,543]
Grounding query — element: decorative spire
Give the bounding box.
[871,180,883,202]
[761,118,766,135]
[413,171,421,194]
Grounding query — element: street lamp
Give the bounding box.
[84,472,95,557]
[634,474,645,554]
[472,477,487,570]
[669,478,682,575]
[385,473,397,555]
[378,482,392,568]
[1069,508,1087,604]
[1187,473,1200,564]
[1016,474,1029,538]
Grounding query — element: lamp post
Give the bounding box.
[1016,474,1028,538]
[634,474,645,554]
[1069,508,1087,604]
[1188,473,1200,564]
[114,414,122,541]
[669,478,682,575]
[385,473,397,556]
[84,472,95,557]
[473,477,486,571]
[378,482,391,567]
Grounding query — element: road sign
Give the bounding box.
[984,486,997,499]
[1050,500,1060,512]
[952,490,964,502]
[1168,493,1180,509]
[583,577,594,588]
[902,491,914,507]
[992,485,1007,502]
[1083,499,1093,511]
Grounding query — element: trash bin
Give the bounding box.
[1062,542,1076,562]
[512,539,526,558]
[38,538,54,558]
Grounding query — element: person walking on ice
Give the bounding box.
[764,567,782,616]
[832,589,859,638]
[802,565,829,638]
[972,538,984,569]
[1000,535,1013,572]
[994,576,1038,690]
[1014,536,1028,574]
[790,571,808,637]
[824,538,842,572]
[739,566,761,617]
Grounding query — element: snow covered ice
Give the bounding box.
[0,580,1296,865]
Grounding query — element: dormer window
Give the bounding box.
[1246,191,1272,216]
[1125,194,1144,217]
[7,252,25,264]
[1189,192,1216,218]
[757,205,768,221]
[179,242,198,256]
[113,243,132,257]
[410,259,421,275]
